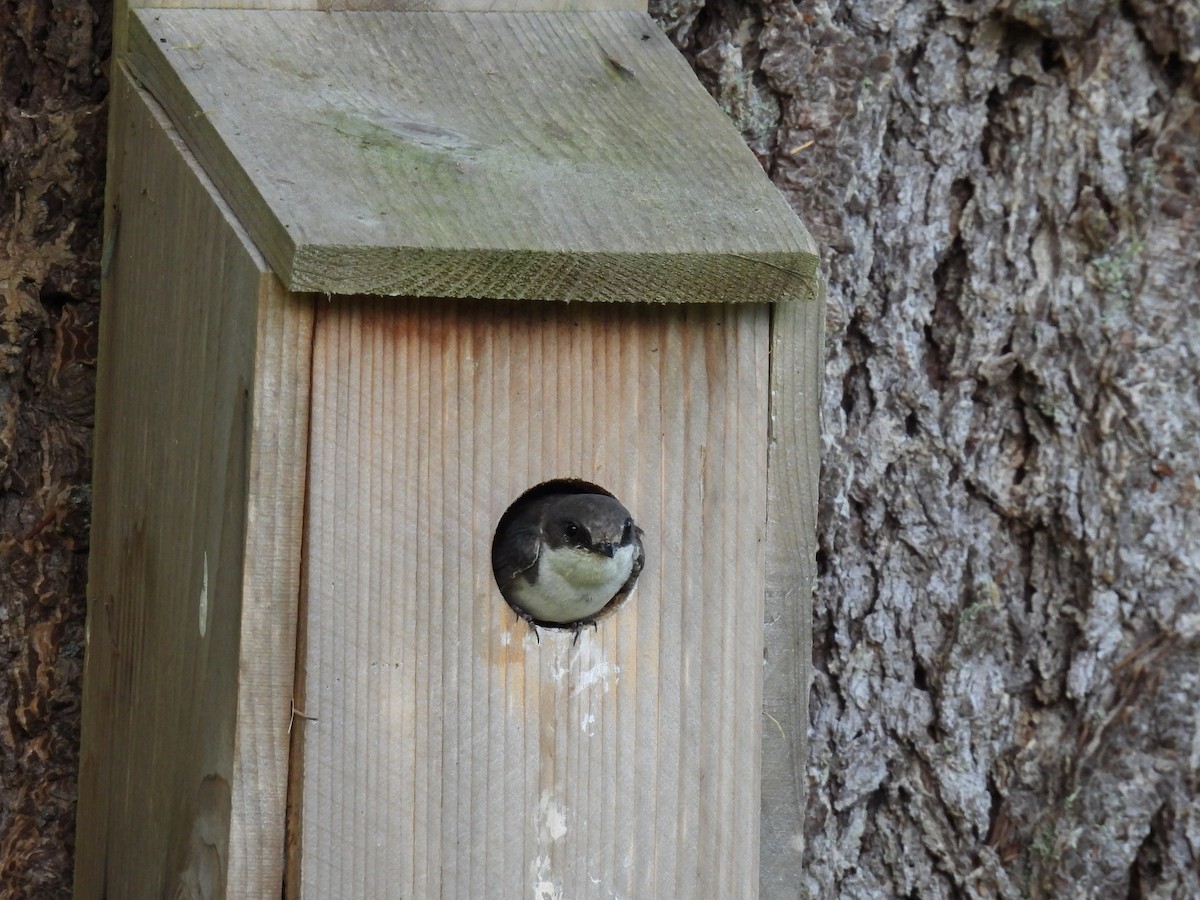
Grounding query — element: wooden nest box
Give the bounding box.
[76,2,822,897]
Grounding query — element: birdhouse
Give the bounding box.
[75,2,822,897]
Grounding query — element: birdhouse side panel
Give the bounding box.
[75,70,312,899]
[761,292,825,890]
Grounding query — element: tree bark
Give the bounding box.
[656,0,1200,896]
[0,1,107,895]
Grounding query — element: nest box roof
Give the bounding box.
[129,9,819,302]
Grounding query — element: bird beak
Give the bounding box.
[597,542,615,558]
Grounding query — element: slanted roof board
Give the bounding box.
[129,9,819,301]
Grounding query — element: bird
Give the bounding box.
[492,491,644,640]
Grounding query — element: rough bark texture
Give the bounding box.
[654,0,1200,897]
[0,0,107,895]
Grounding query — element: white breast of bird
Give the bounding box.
[510,543,637,623]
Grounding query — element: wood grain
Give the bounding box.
[760,284,825,896]
[292,298,770,898]
[126,0,644,9]
[125,9,818,300]
[73,69,314,898]
[227,276,315,894]
[111,0,647,70]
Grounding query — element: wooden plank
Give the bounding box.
[125,9,818,301]
[228,276,315,893]
[73,68,313,898]
[760,284,825,895]
[292,298,770,898]
[127,0,644,10]
[113,0,649,56]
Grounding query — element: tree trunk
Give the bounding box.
[0,0,107,895]
[657,0,1200,896]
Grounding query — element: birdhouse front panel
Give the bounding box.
[293,296,769,897]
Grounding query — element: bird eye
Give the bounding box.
[622,518,633,542]
[562,521,582,542]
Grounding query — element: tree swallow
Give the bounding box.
[492,491,645,638]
